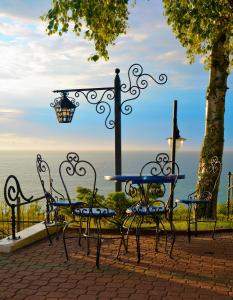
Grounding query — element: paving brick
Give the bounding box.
[0,232,233,300]
[77,295,97,300]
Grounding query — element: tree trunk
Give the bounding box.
[197,32,229,219]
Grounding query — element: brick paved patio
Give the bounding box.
[0,232,233,300]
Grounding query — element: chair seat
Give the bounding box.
[74,207,116,217]
[126,205,165,215]
[176,198,209,205]
[52,199,84,207]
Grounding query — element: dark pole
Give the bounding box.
[170,100,178,221]
[114,68,122,191]
[227,172,231,219]
[11,205,16,240]
[16,197,21,232]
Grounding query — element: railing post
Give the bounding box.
[227,172,231,219]
[170,100,177,222]
[114,68,122,192]
[16,197,21,232]
[46,197,50,224]
[11,205,16,240]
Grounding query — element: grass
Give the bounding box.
[1,197,233,236]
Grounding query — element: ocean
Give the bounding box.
[0,150,232,205]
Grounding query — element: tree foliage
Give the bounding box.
[41,0,131,61]
[162,0,233,67]
[42,0,233,64]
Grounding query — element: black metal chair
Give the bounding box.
[122,153,180,263]
[36,153,84,244]
[176,156,222,242]
[59,152,125,268]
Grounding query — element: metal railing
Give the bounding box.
[2,175,48,240]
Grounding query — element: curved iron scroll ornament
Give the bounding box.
[36,154,64,202]
[4,175,33,208]
[124,153,179,201]
[120,63,167,116]
[188,156,222,201]
[50,93,79,110]
[74,88,115,129]
[59,152,98,207]
[51,63,167,129]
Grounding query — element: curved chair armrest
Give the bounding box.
[51,185,65,200]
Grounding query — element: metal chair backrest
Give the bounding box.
[59,152,97,209]
[189,156,222,201]
[139,152,180,204]
[36,153,64,201]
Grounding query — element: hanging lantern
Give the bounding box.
[51,93,78,123]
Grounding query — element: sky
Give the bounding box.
[0,0,232,152]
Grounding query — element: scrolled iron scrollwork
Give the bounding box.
[124,181,139,199]
[189,156,222,201]
[52,63,167,131]
[75,88,115,129]
[4,175,33,208]
[50,93,79,109]
[140,153,178,177]
[120,63,168,116]
[207,156,221,175]
[59,152,97,205]
[36,153,65,202]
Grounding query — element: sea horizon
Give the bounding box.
[0,150,232,206]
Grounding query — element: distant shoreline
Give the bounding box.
[0,149,233,153]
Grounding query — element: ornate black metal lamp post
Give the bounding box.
[51,64,167,191]
[167,100,186,220]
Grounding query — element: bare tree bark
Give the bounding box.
[197,32,230,218]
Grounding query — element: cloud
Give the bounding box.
[0,132,115,151]
[0,22,33,37]
[0,0,50,22]
[124,32,148,42]
[156,51,187,64]
[0,108,23,118]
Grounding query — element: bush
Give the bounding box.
[217,200,233,217]
[104,192,136,228]
[76,186,105,206]
[173,205,188,221]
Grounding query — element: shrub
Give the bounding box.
[76,186,105,206]
[104,192,136,228]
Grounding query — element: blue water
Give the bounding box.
[0,150,232,204]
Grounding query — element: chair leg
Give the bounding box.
[116,222,128,259]
[122,214,136,253]
[169,218,176,258]
[135,216,143,263]
[96,236,102,269]
[44,219,52,245]
[154,216,160,253]
[86,218,91,255]
[116,233,128,259]
[62,221,71,261]
[54,208,61,241]
[78,216,83,247]
[95,218,103,268]
[159,218,167,252]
